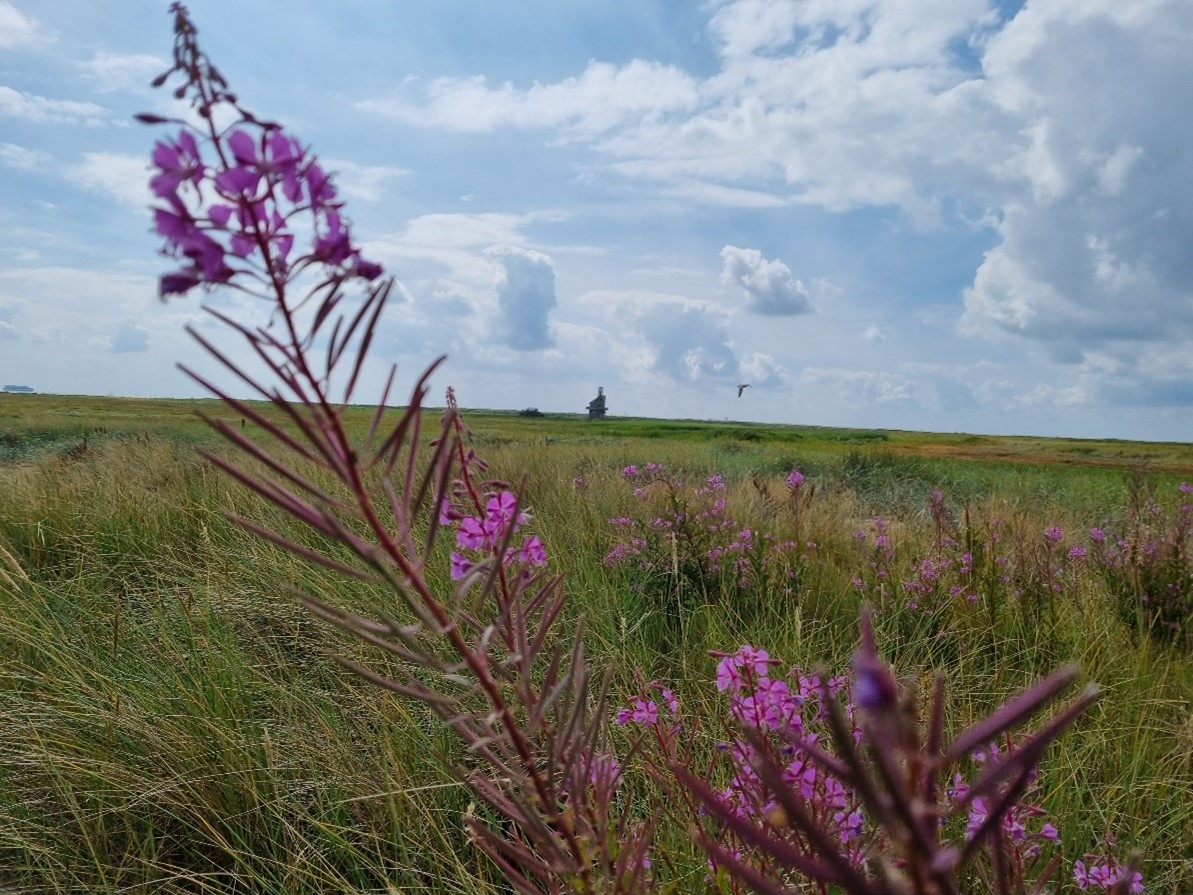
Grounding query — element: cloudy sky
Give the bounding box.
[2,0,1192,440]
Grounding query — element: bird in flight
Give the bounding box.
[737,383,751,398]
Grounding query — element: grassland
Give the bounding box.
[0,392,1189,893]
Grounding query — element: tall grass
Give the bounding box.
[0,426,1188,892]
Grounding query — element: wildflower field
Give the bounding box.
[1,7,1190,893]
[0,393,1189,893]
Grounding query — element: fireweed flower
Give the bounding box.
[449,552,476,581]
[144,94,381,298]
[615,698,658,726]
[1074,858,1144,893]
[150,129,204,198]
[714,645,774,693]
[444,490,546,580]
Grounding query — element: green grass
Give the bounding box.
[0,394,1189,892]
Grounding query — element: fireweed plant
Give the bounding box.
[604,464,812,632]
[1086,476,1192,645]
[142,6,1144,893]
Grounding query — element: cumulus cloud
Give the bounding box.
[802,368,916,407]
[738,352,790,390]
[79,51,167,93]
[720,245,813,315]
[1078,344,1193,408]
[487,245,556,350]
[660,181,791,208]
[863,326,885,342]
[960,0,1193,369]
[639,300,737,382]
[324,159,408,202]
[0,86,107,124]
[358,59,700,137]
[0,299,17,340]
[0,141,49,170]
[110,322,149,353]
[708,0,804,59]
[362,0,999,222]
[0,267,162,361]
[399,211,563,249]
[66,152,150,206]
[364,212,551,291]
[0,2,40,48]
[582,290,740,386]
[430,288,473,316]
[359,0,1193,409]
[1012,384,1088,409]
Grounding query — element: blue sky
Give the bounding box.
[2,0,1192,441]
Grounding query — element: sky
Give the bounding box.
[1,0,1192,441]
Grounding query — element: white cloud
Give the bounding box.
[660,181,790,208]
[323,159,408,202]
[79,51,167,93]
[361,0,1000,223]
[802,367,916,407]
[0,86,107,124]
[863,326,885,342]
[66,152,150,206]
[938,1,1193,415]
[0,266,166,356]
[582,290,740,386]
[486,245,557,351]
[110,322,149,353]
[359,0,1191,393]
[961,1,1193,365]
[720,245,813,315]
[709,0,803,59]
[1013,384,1088,409]
[398,211,563,250]
[0,141,50,170]
[738,352,790,390]
[358,59,700,137]
[1094,143,1145,197]
[0,2,40,48]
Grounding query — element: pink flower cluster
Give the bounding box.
[1085,481,1192,641]
[1074,856,1144,893]
[604,464,813,605]
[149,125,381,297]
[441,490,547,580]
[949,741,1060,864]
[707,648,864,861]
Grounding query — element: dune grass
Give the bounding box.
[0,395,1189,892]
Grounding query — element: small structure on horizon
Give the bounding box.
[586,386,607,421]
[2,385,34,394]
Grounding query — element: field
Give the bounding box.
[0,392,1190,893]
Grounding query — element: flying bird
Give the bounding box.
[737,383,752,398]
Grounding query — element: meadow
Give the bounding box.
[0,392,1189,893]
